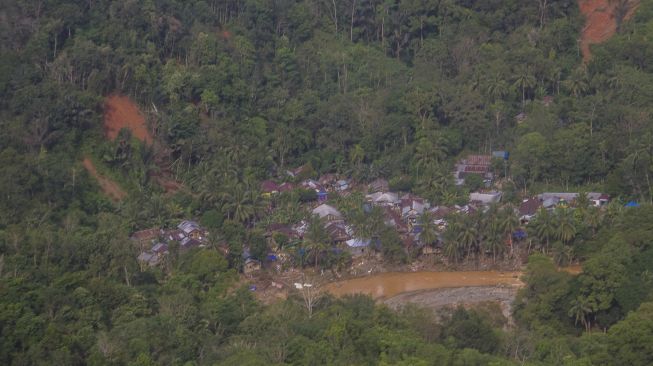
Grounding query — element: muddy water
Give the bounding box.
[325,271,523,300]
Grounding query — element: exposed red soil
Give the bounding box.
[103,95,153,144]
[102,95,183,194]
[82,157,126,201]
[579,0,640,62]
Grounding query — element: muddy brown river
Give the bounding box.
[324,271,524,300]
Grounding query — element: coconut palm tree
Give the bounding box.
[568,296,593,332]
[349,144,365,176]
[530,207,555,253]
[221,184,255,224]
[443,239,461,263]
[484,221,504,264]
[484,73,510,102]
[499,205,519,254]
[563,67,589,98]
[305,215,330,269]
[419,212,438,247]
[584,206,602,236]
[458,215,479,259]
[513,66,536,110]
[555,208,577,244]
[443,214,463,262]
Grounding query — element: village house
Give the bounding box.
[319,174,338,189]
[366,192,400,207]
[369,178,389,193]
[312,204,343,222]
[242,248,261,275]
[325,221,350,243]
[178,220,205,241]
[286,165,310,178]
[537,192,609,209]
[278,182,295,192]
[292,220,309,239]
[454,154,493,185]
[137,251,159,267]
[401,194,427,225]
[180,236,201,250]
[587,193,610,206]
[469,191,502,206]
[244,258,261,275]
[137,242,169,268]
[383,207,408,234]
[334,179,350,192]
[519,197,542,224]
[166,229,186,242]
[266,223,296,239]
[260,180,279,198]
[345,238,370,257]
[302,179,328,202]
[130,228,163,243]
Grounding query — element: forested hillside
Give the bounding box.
[2,0,653,365]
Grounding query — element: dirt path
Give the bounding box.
[82,157,126,201]
[104,95,153,144]
[579,0,640,62]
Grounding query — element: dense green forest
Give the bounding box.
[2,0,653,365]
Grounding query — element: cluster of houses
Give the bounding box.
[133,220,208,267]
[260,174,351,201]
[132,154,616,273]
[518,192,611,224]
[264,176,495,261]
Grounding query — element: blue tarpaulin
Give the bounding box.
[513,230,527,240]
[625,201,640,207]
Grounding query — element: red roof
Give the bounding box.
[278,182,295,192]
[519,198,541,216]
[465,155,492,166]
[384,207,408,232]
[261,180,279,193]
[131,228,161,241]
[464,165,490,173]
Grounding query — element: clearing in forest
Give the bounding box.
[103,95,153,144]
[103,94,182,193]
[82,157,126,201]
[578,0,640,62]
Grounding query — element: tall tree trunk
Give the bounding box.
[350,0,356,42]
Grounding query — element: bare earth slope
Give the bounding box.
[579,0,640,62]
[103,95,153,144]
[82,157,126,201]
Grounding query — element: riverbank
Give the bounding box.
[384,285,518,322]
[323,270,522,299]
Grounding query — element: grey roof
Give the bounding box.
[346,238,371,248]
[537,193,578,201]
[178,220,201,235]
[366,192,399,205]
[542,197,559,208]
[152,243,168,253]
[469,192,502,205]
[181,236,200,248]
[138,252,154,262]
[312,204,343,219]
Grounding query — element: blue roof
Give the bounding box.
[625,201,640,207]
